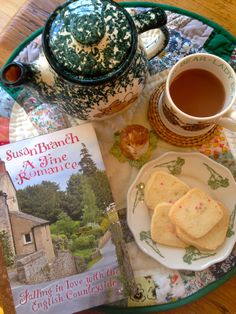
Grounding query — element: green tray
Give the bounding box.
[2,2,236,313]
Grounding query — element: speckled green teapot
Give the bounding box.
[1,0,169,120]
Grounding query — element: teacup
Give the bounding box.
[158,53,236,137]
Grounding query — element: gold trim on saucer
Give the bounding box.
[148,84,218,147]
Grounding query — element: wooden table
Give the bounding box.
[0,1,235,313]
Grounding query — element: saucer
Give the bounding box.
[148,84,219,147]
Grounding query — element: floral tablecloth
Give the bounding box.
[1,3,236,313]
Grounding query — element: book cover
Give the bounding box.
[0,123,135,314]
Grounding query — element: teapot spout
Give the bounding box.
[0,61,33,87]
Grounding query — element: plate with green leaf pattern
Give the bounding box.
[127,151,236,271]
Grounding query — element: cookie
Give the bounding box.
[151,202,187,248]
[175,202,229,251]
[144,170,190,213]
[169,188,223,239]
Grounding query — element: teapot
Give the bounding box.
[1,0,169,120]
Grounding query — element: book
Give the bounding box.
[0,123,135,314]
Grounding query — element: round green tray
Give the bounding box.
[3,2,236,313]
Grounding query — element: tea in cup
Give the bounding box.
[159,53,236,137]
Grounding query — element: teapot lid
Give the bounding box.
[43,0,137,85]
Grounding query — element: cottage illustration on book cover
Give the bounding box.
[0,123,131,314]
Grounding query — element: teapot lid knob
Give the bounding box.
[43,0,136,83]
[71,12,105,45]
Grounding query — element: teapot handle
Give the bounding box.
[140,26,169,60]
[132,7,169,59]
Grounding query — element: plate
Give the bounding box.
[127,152,236,271]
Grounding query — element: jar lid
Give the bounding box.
[43,0,136,84]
